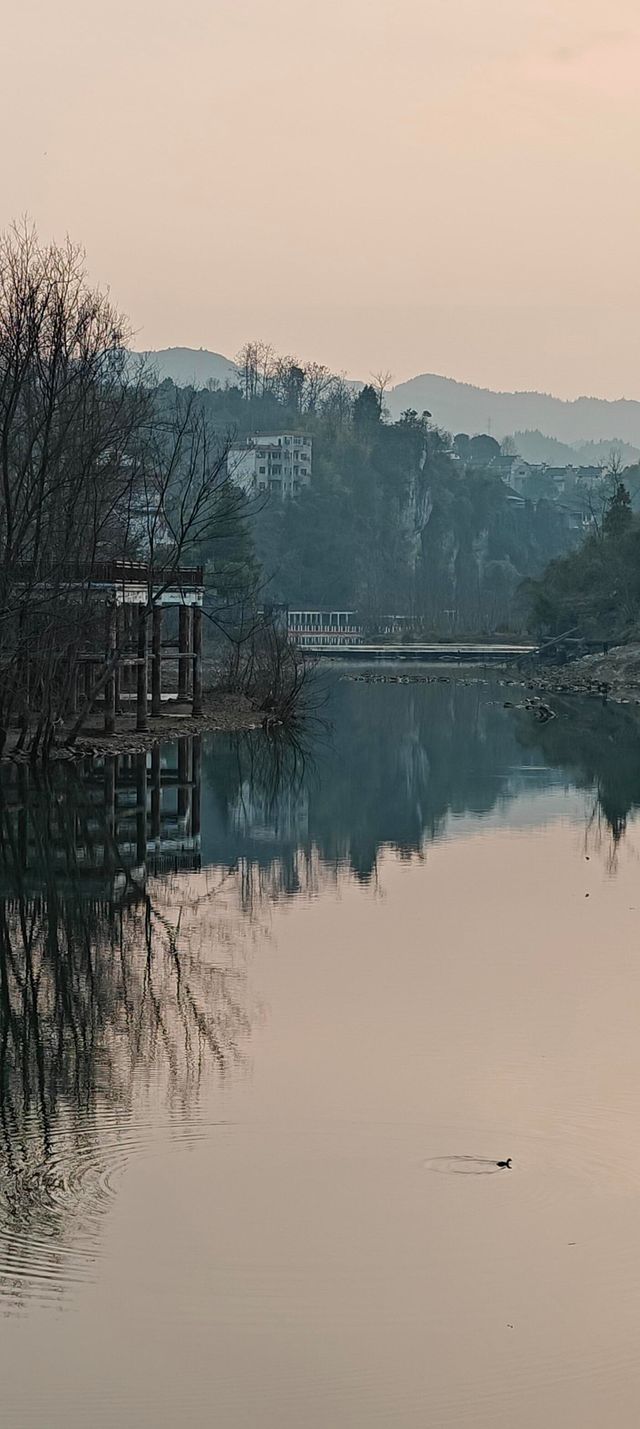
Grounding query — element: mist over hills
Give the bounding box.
[385,373,640,450]
[137,347,640,459]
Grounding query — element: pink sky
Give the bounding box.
[3,0,640,396]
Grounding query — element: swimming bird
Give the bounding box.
[496,1158,512,1169]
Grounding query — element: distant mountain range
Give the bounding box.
[136,347,640,464]
[385,373,640,451]
[507,430,640,468]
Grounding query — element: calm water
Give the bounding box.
[2,673,640,1427]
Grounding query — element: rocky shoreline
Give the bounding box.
[345,649,640,707]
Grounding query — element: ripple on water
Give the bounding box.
[0,1111,234,1309]
[424,1155,509,1176]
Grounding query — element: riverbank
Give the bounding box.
[515,643,640,706]
[1,690,265,763]
[344,647,640,707]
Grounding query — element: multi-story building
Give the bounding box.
[228,433,312,499]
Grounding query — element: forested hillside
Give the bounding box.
[163,349,582,635]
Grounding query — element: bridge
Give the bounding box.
[302,641,538,663]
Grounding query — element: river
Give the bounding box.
[2,671,640,1427]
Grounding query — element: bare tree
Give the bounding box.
[0,223,153,755]
[302,361,335,414]
[0,227,263,757]
[370,369,393,415]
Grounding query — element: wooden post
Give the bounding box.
[104,602,116,735]
[115,607,123,715]
[178,604,190,702]
[192,604,203,718]
[151,603,163,718]
[136,605,148,733]
[121,605,131,693]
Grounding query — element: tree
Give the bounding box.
[370,369,393,415]
[468,434,500,465]
[0,226,257,756]
[0,223,152,754]
[603,481,632,541]
[453,433,471,460]
[352,384,381,433]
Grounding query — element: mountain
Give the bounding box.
[385,373,640,449]
[511,431,640,468]
[136,349,640,457]
[132,346,237,388]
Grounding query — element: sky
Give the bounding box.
[2,0,640,397]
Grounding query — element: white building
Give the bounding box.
[288,610,363,648]
[228,433,312,499]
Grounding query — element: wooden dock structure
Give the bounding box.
[15,560,207,734]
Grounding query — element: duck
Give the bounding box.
[496,1158,512,1169]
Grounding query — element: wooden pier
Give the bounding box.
[15,560,207,734]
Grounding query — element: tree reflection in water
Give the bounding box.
[0,741,252,1304]
[203,679,567,888]
[514,695,640,869]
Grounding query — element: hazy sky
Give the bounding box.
[3,0,640,396]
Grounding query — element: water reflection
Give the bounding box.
[203,680,640,884]
[1,678,639,1306]
[202,678,574,885]
[513,694,640,862]
[0,740,251,1306]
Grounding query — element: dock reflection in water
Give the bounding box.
[0,738,253,1307]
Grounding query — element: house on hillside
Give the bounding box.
[490,455,533,490]
[228,433,312,499]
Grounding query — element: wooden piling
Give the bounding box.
[151,603,162,718]
[115,607,123,715]
[104,602,117,735]
[178,604,190,702]
[136,605,148,733]
[192,604,203,718]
